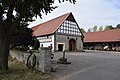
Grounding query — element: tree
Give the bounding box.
[104,25,114,30]
[0,0,76,70]
[87,28,92,32]
[116,24,120,29]
[32,38,40,50]
[87,25,98,32]
[98,26,103,31]
[92,25,98,32]
[80,28,86,33]
[11,23,33,50]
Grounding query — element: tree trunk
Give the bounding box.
[0,30,11,70]
[0,12,20,70]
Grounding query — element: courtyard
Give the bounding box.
[52,50,120,80]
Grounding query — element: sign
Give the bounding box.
[39,38,52,43]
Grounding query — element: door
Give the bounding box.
[58,44,63,51]
[69,39,76,51]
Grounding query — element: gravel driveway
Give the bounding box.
[51,50,120,80]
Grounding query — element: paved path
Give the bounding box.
[52,50,120,80]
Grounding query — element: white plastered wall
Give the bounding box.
[37,35,54,50]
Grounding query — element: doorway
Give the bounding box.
[58,44,64,51]
[69,39,76,51]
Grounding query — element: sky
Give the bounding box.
[28,0,120,31]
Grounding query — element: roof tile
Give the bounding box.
[32,13,70,36]
[84,29,120,42]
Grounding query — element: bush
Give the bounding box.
[32,38,40,50]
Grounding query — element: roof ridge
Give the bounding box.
[52,12,70,33]
[46,12,70,23]
[32,12,71,36]
[84,28,120,43]
[85,28,120,34]
[32,12,70,29]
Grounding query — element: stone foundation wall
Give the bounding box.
[55,34,83,51]
[10,47,51,73]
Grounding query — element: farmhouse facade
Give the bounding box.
[32,13,84,52]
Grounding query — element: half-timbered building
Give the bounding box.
[32,13,83,52]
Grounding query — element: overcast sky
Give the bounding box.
[28,0,120,31]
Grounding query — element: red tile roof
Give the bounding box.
[84,29,120,43]
[32,13,70,36]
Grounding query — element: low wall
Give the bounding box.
[10,47,52,73]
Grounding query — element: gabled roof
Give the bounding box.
[84,29,120,43]
[32,13,71,37]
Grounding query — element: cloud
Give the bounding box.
[28,0,120,31]
[77,0,120,29]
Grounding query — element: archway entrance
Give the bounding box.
[69,39,76,51]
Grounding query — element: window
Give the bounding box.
[56,20,81,36]
[61,29,64,33]
[58,29,60,32]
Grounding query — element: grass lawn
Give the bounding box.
[0,56,52,80]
